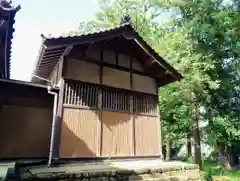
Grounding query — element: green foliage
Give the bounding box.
[202,159,240,181]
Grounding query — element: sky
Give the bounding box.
[11,0,100,81]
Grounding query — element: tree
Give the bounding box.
[156,26,219,169]
[160,0,240,168]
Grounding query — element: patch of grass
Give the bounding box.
[203,159,240,181]
[183,158,240,181]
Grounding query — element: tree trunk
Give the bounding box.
[166,139,172,161]
[193,102,202,170]
[187,134,192,158]
[217,144,232,171]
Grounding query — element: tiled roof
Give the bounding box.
[43,23,130,40]
[0,2,20,78]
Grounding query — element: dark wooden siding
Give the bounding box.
[0,81,54,159]
[0,105,52,158]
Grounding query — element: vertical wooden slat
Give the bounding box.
[80,83,82,106]
[89,85,93,107]
[110,91,114,109]
[67,82,71,104]
[115,91,117,111]
[71,83,75,105]
[93,85,95,108]
[105,89,107,109]
[85,84,88,107]
[92,86,94,108]
[80,83,83,106]
[96,86,98,108]
[116,91,118,111]
[109,91,112,110]
[85,84,89,107]
[112,91,114,110]
[107,90,110,110]
[74,84,78,105]
[73,84,77,105]
[151,96,153,114]
[120,92,123,112]
[145,96,147,114]
[64,82,67,104]
[123,93,125,112]
[77,83,80,105]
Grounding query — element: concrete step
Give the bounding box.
[19,160,201,181]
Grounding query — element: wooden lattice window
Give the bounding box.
[64,81,98,108]
[133,93,158,115]
[102,87,130,112]
[64,80,158,115]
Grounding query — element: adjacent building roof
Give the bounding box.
[0,77,59,91]
[0,1,20,79]
[0,78,58,108]
[31,23,182,86]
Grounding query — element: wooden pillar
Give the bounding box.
[130,57,135,156]
[98,49,103,156]
[54,44,72,158]
[54,57,67,158]
[157,94,164,159]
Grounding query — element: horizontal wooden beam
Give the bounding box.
[63,104,98,110]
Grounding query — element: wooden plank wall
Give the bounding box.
[134,115,160,156]
[59,44,161,158]
[59,108,98,157]
[65,44,157,94]
[101,112,131,156]
[0,105,52,158]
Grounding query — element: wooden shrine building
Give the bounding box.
[0,20,182,161]
[31,22,182,160]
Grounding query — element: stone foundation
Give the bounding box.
[19,160,201,181]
